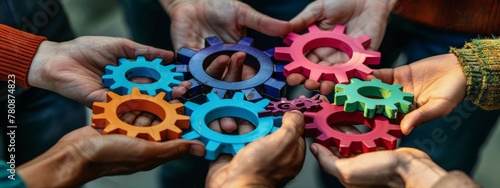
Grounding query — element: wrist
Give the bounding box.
[18,143,90,187]
[217,175,275,188]
[28,41,58,90]
[396,153,447,187]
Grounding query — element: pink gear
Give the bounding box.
[275,24,380,84]
[304,102,402,156]
[261,94,322,116]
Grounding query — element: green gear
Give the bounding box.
[334,78,414,118]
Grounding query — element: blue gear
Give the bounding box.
[176,37,286,101]
[102,56,184,100]
[182,92,282,160]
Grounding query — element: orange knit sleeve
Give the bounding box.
[0,24,47,88]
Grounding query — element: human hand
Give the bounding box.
[310,144,446,187]
[160,0,292,51]
[369,53,466,134]
[28,36,191,107]
[206,111,306,187]
[17,126,205,188]
[287,0,397,94]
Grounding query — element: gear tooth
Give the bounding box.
[333,93,348,106]
[126,130,139,138]
[398,100,413,114]
[155,92,167,100]
[283,32,301,45]
[102,124,120,134]
[205,141,222,160]
[91,114,110,128]
[104,65,117,74]
[308,71,322,82]
[237,37,254,46]
[172,73,185,81]
[317,134,331,142]
[255,99,270,109]
[174,115,190,129]
[131,87,142,95]
[117,58,130,65]
[146,89,158,96]
[205,37,223,46]
[385,104,398,119]
[211,88,227,99]
[135,56,146,62]
[379,135,398,150]
[181,131,201,140]
[169,103,184,114]
[283,62,307,77]
[92,102,107,114]
[262,78,286,99]
[355,65,373,79]
[335,73,349,84]
[111,86,129,95]
[264,48,275,58]
[177,47,198,64]
[106,92,121,102]
[350,78,362,84]
[232,92,245,100]
[332,25,346,33]
[371,79,382,84]
[102,75,115,87]
[362,140,377,153]
[356,35,372,48]
[231,144,245,154]
[343,99,359,113]
[363,103,377,118]
[307,24,322,32]
[150,130,164,142]
[363,51,381,65]
[152,58,163,64]
[184,102,200,115]
[274,47,293,61]
[242,88,262,101]
[207,92,222,101]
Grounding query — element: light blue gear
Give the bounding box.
[334,78,414,118]
[182,92,282,160]
[102,56,184,100]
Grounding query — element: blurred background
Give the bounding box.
[59,0,500,187]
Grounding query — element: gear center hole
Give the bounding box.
[126,67,160,84]
[203,51,259,81]
[205,107,258,135]
[303,38,352,65]
[116,99,165,128]
[357,86,391,99]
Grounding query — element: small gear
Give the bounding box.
[176,37,286,101]
[182,92,281,160]
[275,24,380,84]
[102,56,184,100]
[334,78,414,119]
[261,94,322,116]
[304,102,402,156]
[91,88,190,141]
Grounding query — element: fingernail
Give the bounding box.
[310,144,318,155]
[407,127,414,135]
[189,144,205,157]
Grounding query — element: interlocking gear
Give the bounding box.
[304,102,402,156]
[261,94,322,116]
[275,24,381,84]
[182,92,281,160]
[176,37,286,101]
[102,56,184,100]
[92,88,190,141]
[334,78,414,119]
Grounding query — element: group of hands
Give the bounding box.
[18,0,467,187]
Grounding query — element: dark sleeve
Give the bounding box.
[0,161,26,188]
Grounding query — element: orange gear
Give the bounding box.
[91,88,190,141]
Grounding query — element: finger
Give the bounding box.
[209,155,233,171]
[171,86,187,99]
[208,119,223,133]
[332,125,362,134]
[129,77,155,84]
[206,55,230,79]
[150,139,206,158]
[133,112,156,126]
[237,119,255,135]
[310,143,341,177]
[286,74,307,86]
[319,81,336,95]
[400,100,456,135]
[242,65,256,80]
[319,95,330,103]
[119,111,142,125]
[304,79,321,91]
[119,38,174,62]
[224,52,245,81]
[220,118,238,133]
[370,69,395,84]
[279,110,305,138]
[289,2,323,32]
[236,3,292,36]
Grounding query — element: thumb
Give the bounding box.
[400,100,456,135]
[310,143,341,177]
[147,139,206,159]
[236,3,292,36]
[279,110,305,138]
[289,2,322,32]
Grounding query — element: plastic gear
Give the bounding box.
[91,88,190,141]
[261,94,322,116]
[334,78,414,119]
[176,37,286,101]
[304,102,402,156]
[102,56,184,100]
[182,92,281,160]
[275,24,381,84]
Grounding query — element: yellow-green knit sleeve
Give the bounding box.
[450,38,500,110]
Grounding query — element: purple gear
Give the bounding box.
[261,94,322,116]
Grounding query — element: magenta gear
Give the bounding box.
[304,102,402,156]
[262,94,321,116]
[275,24,381,84]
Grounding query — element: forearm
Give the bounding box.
[0,24,46,88]
[450,38,500,110]
[396,156,447,187]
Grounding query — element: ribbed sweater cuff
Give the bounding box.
[450,39,500,110]
[0,24,47,88]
